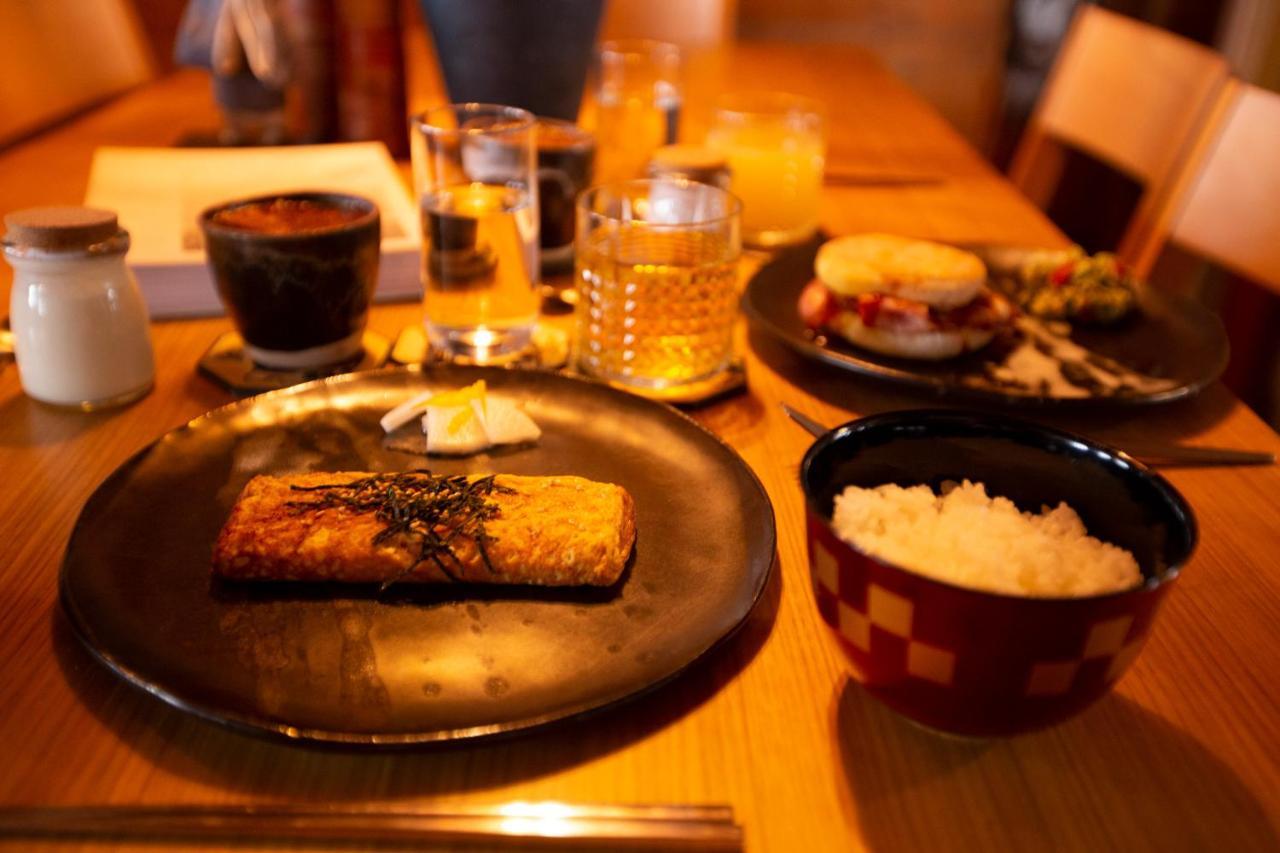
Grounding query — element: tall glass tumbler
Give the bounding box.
[574,179,741,392]
[412,104,539,362]
[592,40,682,183]
[705,92,826,248]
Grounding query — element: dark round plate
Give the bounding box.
[743,237,1229,405]
[60,366,776,746]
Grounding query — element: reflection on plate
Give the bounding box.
[743,236,1229,405]
[60,366,775,745]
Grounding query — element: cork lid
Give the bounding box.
[3,206,120,251]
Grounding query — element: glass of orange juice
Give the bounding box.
[705,92,825,248]
[591,40,682,184]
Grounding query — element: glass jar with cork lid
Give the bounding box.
[2,207,155,409]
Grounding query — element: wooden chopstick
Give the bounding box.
[0,802,744,850]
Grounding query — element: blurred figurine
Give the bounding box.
[175,0,291,145]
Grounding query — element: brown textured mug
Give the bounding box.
[200,192,380,369]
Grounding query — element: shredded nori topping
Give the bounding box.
[287,471,513,589]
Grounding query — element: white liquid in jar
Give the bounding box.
[7,251,154,408]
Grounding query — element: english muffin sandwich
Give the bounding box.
[799,234,1014,360]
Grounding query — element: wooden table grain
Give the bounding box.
[1,43,1278,853]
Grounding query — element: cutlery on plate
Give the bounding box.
[780,404,1276,468]
[0,802,743,850]
[781,404,831,440]
[1108,443,1276,467]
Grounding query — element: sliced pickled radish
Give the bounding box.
[380,380,487,433]
[424,401,489,455]
[484,398,542,445]
[379,389,436,433]
[383,380,539,454]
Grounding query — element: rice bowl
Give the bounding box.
[801,409,1196,735]
[830,480,1141,597]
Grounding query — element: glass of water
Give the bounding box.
[592,40,682,184]
[574,179,742,393]
[412,104,539,362]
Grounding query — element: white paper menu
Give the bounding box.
[84,142,421,319]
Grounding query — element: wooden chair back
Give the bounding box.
[1130,80,1280,295]
[600,0,736,47]
[0,0,154,148]
[1008,5,1229,259]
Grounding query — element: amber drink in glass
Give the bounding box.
[574,179,741,391]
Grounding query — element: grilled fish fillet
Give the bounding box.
[212,472,636,586]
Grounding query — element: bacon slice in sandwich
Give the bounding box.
[800,234,1013,360]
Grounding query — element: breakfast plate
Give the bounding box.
[59,366,776,745]
[743,236,1229,405]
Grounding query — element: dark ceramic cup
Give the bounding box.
[200,192,380,369]
[801,410,1196,737]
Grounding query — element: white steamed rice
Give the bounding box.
[831,480,1142,597]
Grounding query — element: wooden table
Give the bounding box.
[1,43,1278,852]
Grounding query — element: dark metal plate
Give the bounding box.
[743,237,1229,406]
[59,366,776,745]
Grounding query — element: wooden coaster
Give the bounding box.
[389,323,745,406]
[198,330,391,395]
[389,324,569,370]
[586,359,748,407]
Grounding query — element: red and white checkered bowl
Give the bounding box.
[801,410,1196,736]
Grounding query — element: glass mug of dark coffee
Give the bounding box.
[536,118,595,283]
[200,192,380,369]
